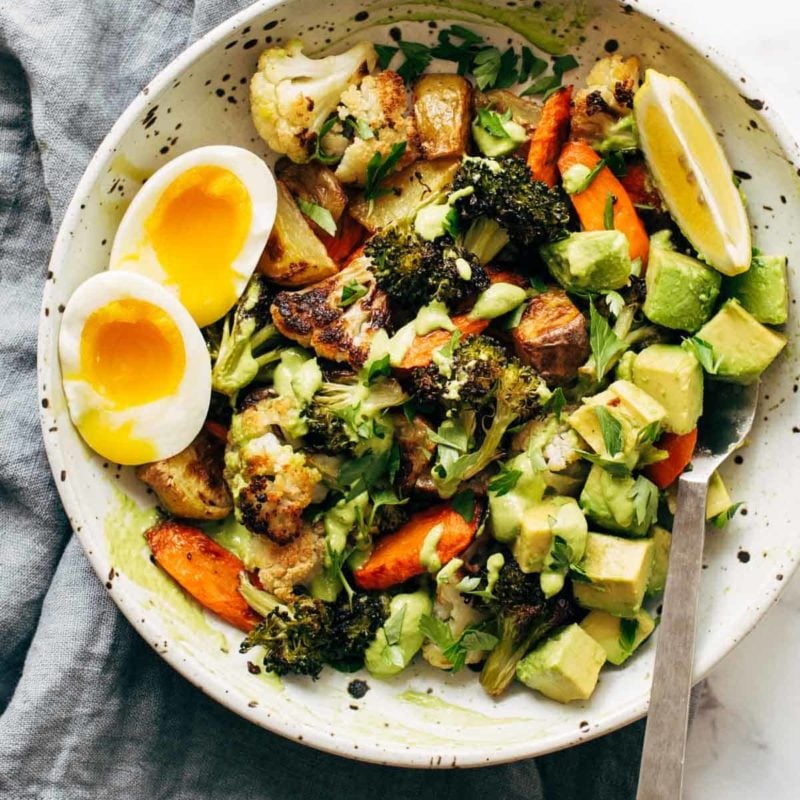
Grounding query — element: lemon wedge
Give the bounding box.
[634,69,751,276]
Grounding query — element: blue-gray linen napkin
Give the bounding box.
[0,2,645,797]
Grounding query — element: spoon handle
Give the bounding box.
[636,477,709,800]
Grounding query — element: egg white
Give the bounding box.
[108,145,277,327]
[59,271,211,465]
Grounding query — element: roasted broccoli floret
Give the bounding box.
[410,335,505,411]
[365,225,489,313]
[431,351,546,498]
[224,389,323,543]
[303,373,408,455]
[461,216,511,265]
[372,502,410,536]
[451,156,571,248]
[250,40,377,164]
[211,275,282,397]
[240,592,390,678]
[478,559,578,696]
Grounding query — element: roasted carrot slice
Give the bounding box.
[354,502,481,590]
[320,214,367,264]
[527,85,573,188]
[557,140,650,265]
[145,521,261,632]
[398,315,489,371]
[645,429,698,489]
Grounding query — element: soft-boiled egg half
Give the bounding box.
[59,271,211,465]
[109,145,277,327]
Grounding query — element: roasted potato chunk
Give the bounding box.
[136,429,232,521]
[275,159,348,224]
[349,158,459,233]
[512,289,589,386]
[257,180,337,287]
[413,74,472,159]
[475,89,542,132]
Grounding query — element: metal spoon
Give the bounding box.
[636,380,759,800]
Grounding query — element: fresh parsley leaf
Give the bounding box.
[604,192,617,230]
[443,24,484,44]
[520,73,561,97]
[544,387,566,421]
[500,300,527,331]
[488,465,523,496]
[387,440,401,484]
[443,206,460,239]
[344,116,375,140]
[571,158,606,194]
[637,420,662,447]
[589,302,628,380]
[529,274,549,294]
[603,289,625,319]
[431,26,483,73]
[326,541,356,605]
[569,563,593,583]
[296,197,337,236]
[574,450,632,478]
[339,279,368,308]
[418,614,452,650]
[628,475,660,528]
[595,406,624,456]
[548,534,572,572]
[418,616,496,673]
[312,115,340,165]
[375,44,399,70]
[471,45,520,90]
[683,336,721,374]
[452,489,476,522]
[475,106,513,138]
[520,46,547,82]
[366,354,391,384]
[397,40,432,83]
[364,141,407,201]
[713,501,744,529]
[619,617,639,655]
[552,54,579,76]
[383,606,406,646]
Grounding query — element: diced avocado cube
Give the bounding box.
[706,470,733,519]
[568,380,667,466]
[632,344,703,435]
[615,350,636,383]
[665,470,733,521]
[573,532,654,616]
[516,623,607,703]
[579,465,658,537]
[694,299,787,384]
[643,231,722,331]
[541,230,632,292]
[724,253,788,325]
[514,497,588,573]
[580,608,656,666]
[646,525,671,595]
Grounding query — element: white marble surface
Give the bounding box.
[635,1,800,797]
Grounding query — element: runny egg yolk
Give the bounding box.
[76,298,186,465]
[144,165,252,327]
[80,298,185,407]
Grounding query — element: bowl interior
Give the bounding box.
[38,0,800,767]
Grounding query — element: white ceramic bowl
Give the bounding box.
[38,0,800,767]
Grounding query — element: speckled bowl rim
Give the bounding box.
[37,0,800,768]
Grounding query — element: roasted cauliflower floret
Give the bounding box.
[250,40,377,163]
[252,522,326,602]
[270,255,391,366]
[331,70,420,185]
[136,429,232,520]
[422,579,487,669]
[571,55,640,148]
[225,389,323,543]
